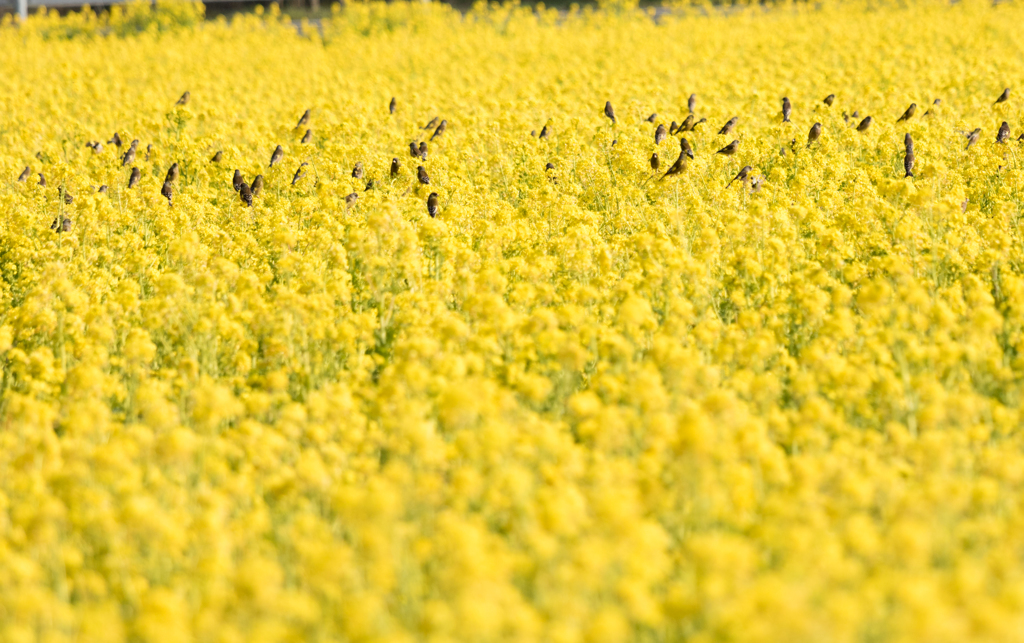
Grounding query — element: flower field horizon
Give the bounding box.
[2,0,1024,640]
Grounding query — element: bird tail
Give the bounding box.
[905,170,914,178]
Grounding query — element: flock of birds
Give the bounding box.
[14,88,1022,232]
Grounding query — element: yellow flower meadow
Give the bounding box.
[2,0,1024,640]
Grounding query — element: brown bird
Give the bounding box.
[430,120,447,141]
[161,180,173,206]
[121,140,138,166]
[98,185,107,193]
[823,94,835,106]
[427,192,439,218]
[390,158,400,177]
[128,167,141,188]
[389,97,396,114]
[62,187,73,205]
[718,117,738,136]
[896,103,916,122]
[661,138,692,180]
[997,121,1011,143]
[782,97,792,122]
[233,170,244,192]
[60,217,72,233]
[688,93,696,113]
[108,132,122,147]
[679,114,694,132]
[715,139,739,155]
[352,162,364,179]
[269,145,284,167]
[692,118,708,131]
[994,88,1010,105]
[539,124,550,139]
[417,165,430,185]
[807,122,822,147]
[165,162,179,184]
[604,101,616,124]
[419,142,428,159]
[856,116,873,131]
[251,175,264,198]
[650,152,660,171]
[668,121,679,135]
[345,192,358,205]
[301,129,312,144]
[727,165,752,188]
[904,151,915,178]
[422,116,440,130]
[545,162,555,171]
[297,109,311,128]
[292,163,308,185]
[646,113,658,122]
[239,181,253,207]
[966,127,981,149]
[211,150,223,163]
[175,91,190,106]
[410,141,420,157]
[904,133,914,154]
[365,179,377,191]
[145,144,152,162]
[17,166,29,182]
[38,174,46,186]
[655,124,667,145]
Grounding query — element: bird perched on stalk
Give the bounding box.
[655,124,667,145]
[727,165,752,188]
[823,94,835,106]
[345,193,358,206]
[352,162,364,179]
[292,163,307,185]
[997,121,1011,143]
[239,181,253,207]
[211,151,223,163]
[122,140,138,166]
[175,91,190,106]
[165,163,179,184]
[409,142,420,158]
[269,145,284,167]
[904,149,915,178]
[296,109,311,128]
[716,140,739,155]
[688,94,696,113]
[17,166,29,182]
[896,103,916,122]
[679,114,694,132]
[807,122,822,147]
[604,101,616,124]
[161,180,173,206]
[417,165,431,185]
[109,132,122,148]
[431,120,447,141]
[650,152,659,171]
[718,117,738,136]
[994,88,1010,105]
[661,138,693,180]
[427,192,439,218]
[251,175,263,198]
[233,170,244,192]
[422,117,440,130]
[389,97,396,114]
[128,167,141,188]
[646,114,658,122]
[966,127,981,149]
[856,116,873,131]
[782,97,792,122]
[390,158,400,177]
[904,133,914,154]
[301,130,312,144]
[419,142,428,159]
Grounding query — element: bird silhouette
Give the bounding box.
[823,94,835,106]
[856,116,873,131]
[389,97,397,114]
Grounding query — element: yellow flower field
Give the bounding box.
[2,0,1024,639]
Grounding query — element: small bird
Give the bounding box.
[823,94,836,106]
[161,180,173,206]
[718,117,738,136]
[251,175,264,198]
[997,121,1011,143]
[539,124,550,139]
[419,142,428,159]
[38,174,46,186]
[417,165,430,185]
[904,133,914,153]
[715,140,739,155]
[345,192,358,205]
[994,88,1010,105]
[108,132,122,147]
[390,158,400,177]
[680,137,694,159]
[365,179,377,191]
[650,152,660,171]
[807,122,822,147]
[233,170,244,192]
[896,103,916,122]
[352,162,364,179]
[239,181,253,207]
[292,164,307,185]
[661,138,692,180]
[211,151,223,163]
[727,165,752,188]
[904,150,915,178]
[669,121,679,135]
[782,97,792,122]
[409,142,420,157]
[297,109,311,127]
[269,145,284,167]
[422,117,440,130]
[17,166,29,182]
[688,93,696,113]
[121,140,138,166]
[301,129,312,144]
[966,127,981,149]
[98,185,107,193]
[655,124,667,145]
[856,116,873,131]
[145,144,152,162]
[646,113,658,122]
[165,162,179,184]
[679,114,694,132]
[545,162,555,171]
[62,188,73,205]
[691,118,707,130]
[604,101,616,124]
[427,192,439,218]
[175,91,190,106]
[389,97,396,114]
[128,167,141,188]
[430,120,447,141]
[60,217,72,233]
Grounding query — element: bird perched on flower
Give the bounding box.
[646,113,657,122]
[807,122,822,147]
[269,145,284,167]
[128,167,141,188]
[661,138,692,180]
[650,152,659,171]
[417,165,431,185]
[175,91,190,106]
[211,151,223,163]
[61,187,73,204]
[679,114,694,132]
[422,116,439,130]
[654,124,667,145]
[782,97,792,122]
[390,158,400,177]
[145,144,152,162]
[165,163,179,184]
[716,139,739,155]
[98,185,107,193]
[419,142,428,159]
[997,121,1011,143]
[409,142,420,158]
[122,140,138,166]
[233,170,244,192]
[727,165,752,188]
[389,97,396,114]
[604,101,616,124]
[345,193,358,206]
[17,166,29,182]
[904,149,915,178]
[896,103,916,122]
[109,132,122,148]
[994,88,1010,105]
[239,181,253,207]
[38,174,46,186]
[301,130,312,144]
[427,192,439,218]
[718,117,738,136]
[296,109,311,128]
[904,133,914,154]
[251,175,263,198]
[161,180,173,206]
[688,94,697,113]
[966,127,981,149]
[352,162,364,179]
[823,94,835,106]
[669,121,679,135]
[431,120,447,141]
[292,163,307,185]
[856,116,873,131]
